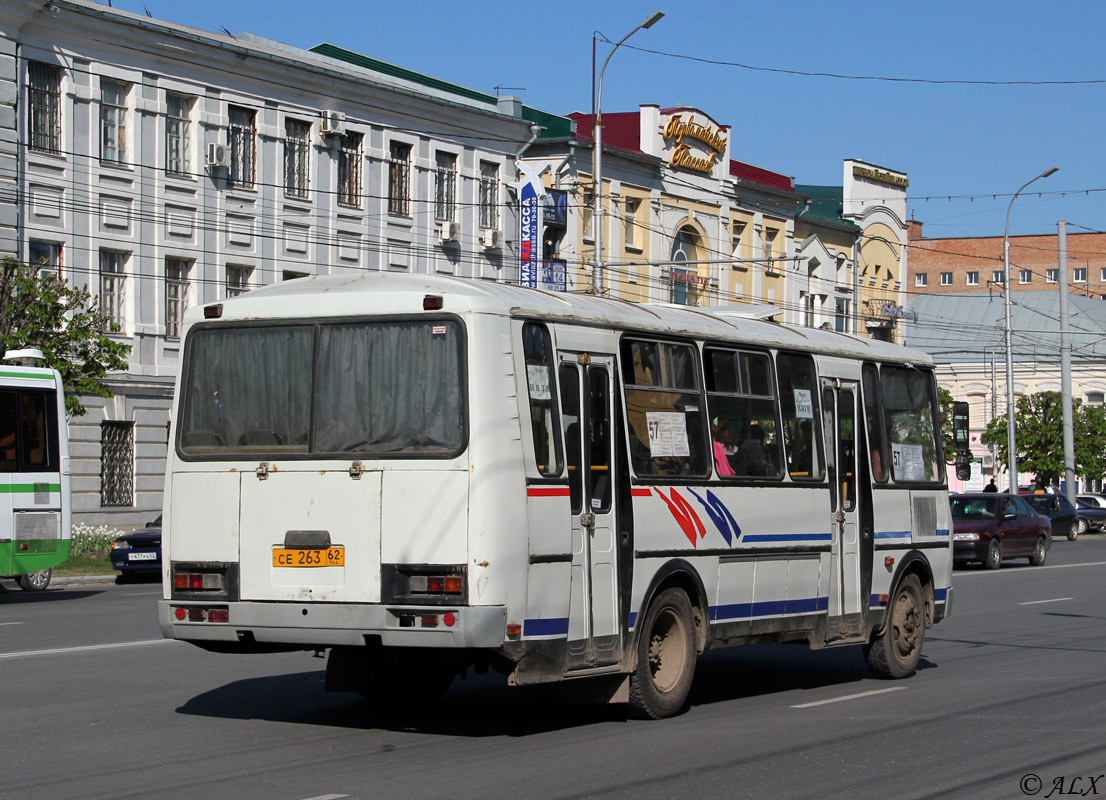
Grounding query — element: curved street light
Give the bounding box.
[591,11,664,295]
[1003,166,1058,491]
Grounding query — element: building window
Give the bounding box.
[1074,267,1087,283]
[100,421,134,507]
[764,229,777,262]
[228,105,256,189]
[1101,267,1106,282]
[100,79,128,164]
[479,161,499,230]
[28,61,61,154]
[731,223,745,260]
[992,270,1004,285]
[835,297,849,332]
[282,270,309,282]
[226,265,252,297]
[283,119,310,199]
[669,226,701,306]
[29,241,61,278]
[99,250,127,331]
[1087,392,1105,407]
[1020,269,1032,284]
[388,142,410,216]
[581,188,594,241]
[940,272,953,286]
[915,273,927,287]
[967,271,979,286]
[624,198,639,248]
[165,93,193,175]
[337,132,363,208]
[165,258,190,339]
[1047,268,1058,284]
[434,152,457,222]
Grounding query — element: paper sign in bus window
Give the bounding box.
[527,365,551,400]
[891,442,924,482]
[646,411,690,457]
[793,389,813,419]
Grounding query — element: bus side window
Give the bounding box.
[522,322,562,477]
[20,393,49,466]
[777,352,824,481]
[862,362,888,483]
[0,391,16,469]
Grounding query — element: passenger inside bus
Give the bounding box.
[733,424,770,476]
[711,418,736,477]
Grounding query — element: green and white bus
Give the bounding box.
[0,350,71,591]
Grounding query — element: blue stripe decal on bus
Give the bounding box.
[934,587,947,602]
[936,529,950,537]
[870,594,884,607]
[874,531,910,539]
[523,617,569,637]
[741,532,833,543]
[710,596,829,622]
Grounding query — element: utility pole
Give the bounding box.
[1059,220,1076,500]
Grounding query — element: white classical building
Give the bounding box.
[0,0,568,525]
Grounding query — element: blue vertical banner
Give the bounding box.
[514,161,551,290]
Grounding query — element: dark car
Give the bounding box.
[1021,493,1082,541]
[1075,497,1106,532]
[109,515,162,582]
[951,493,1050,569]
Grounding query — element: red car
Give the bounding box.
[951,493,1051,569]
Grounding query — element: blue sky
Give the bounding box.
[105,0,1105,239]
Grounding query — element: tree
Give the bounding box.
[982,390,1106,489]
[938,386,956,463]
[0,256,130,416]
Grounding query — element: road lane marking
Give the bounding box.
[0,621,23,626]
[955,560,1106,576]
[791,686,906,708]
[301,796,349,800]
[1019,597,1074,605]
[0,638,175,660]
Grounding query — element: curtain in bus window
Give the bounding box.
[0,391,16,469]
[180,326,313,454]
[879,365,941,483]
[621,339,707,477]
[314,322,464,454]
[777,352,824,480]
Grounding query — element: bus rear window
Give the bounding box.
[179,320,465,458]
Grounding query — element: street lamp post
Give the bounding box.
[592,11,664,296]
[1003,166,1058,492]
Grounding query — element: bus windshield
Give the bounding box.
[178,320,465,458]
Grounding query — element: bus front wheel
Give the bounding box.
[17,569,51,592]
[865,574,924,679]
[628,587,696,719]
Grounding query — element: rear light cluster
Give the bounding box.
[173,571,224,591]
[408,575,463,595]
[173,605,229,623]
[396,611,457,628]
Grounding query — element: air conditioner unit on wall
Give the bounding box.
[205,143,229,169]
[982,453,995,469]
[438,220,460,244]
[320,110,345,136]
[481,229,501,249]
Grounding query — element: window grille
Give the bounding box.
[166,93,193,175]
[100,79,128,163]
[228,105,256,189]
[434,152,457,222]
[165,258,190,339]
[283,119,310,198]
[28,62,61,154]
[388,142,410,216]
[479,161,499,229]
[100,421,134,507]
[338,132,363,207]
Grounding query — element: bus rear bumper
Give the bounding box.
[158,600,508,650]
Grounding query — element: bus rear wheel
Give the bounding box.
[17,569,51,592]
[865,574,924,679]
[628,587,696,719]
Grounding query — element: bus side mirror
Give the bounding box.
[952,401,971,481]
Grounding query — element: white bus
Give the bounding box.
[159,273,953,718]
[0,350,71,592]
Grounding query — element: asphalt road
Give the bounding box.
[2,538,1105,800]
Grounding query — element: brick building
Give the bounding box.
[907,221,1106,300]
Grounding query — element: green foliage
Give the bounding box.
[70,523,124,556]
[0,256,130,416]
[938,386,956,463]
[982,391,1106,488]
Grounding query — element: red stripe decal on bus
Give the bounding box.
[631,488,652,497]
[527,487,571,497]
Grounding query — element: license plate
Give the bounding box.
[128,552,157,561]
[272,547,345,568]
[952,533,974,541]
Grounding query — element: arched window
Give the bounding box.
[670,226,701,305]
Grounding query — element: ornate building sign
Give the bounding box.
[662,114,728,174]
[852,165,909,188]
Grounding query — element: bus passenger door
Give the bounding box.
[560,353,621,670]
[822,380,863,640]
